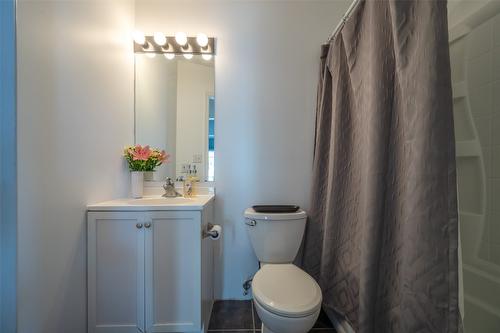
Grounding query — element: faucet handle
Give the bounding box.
[165,177,174,185]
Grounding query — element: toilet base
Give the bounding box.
[262,324,277,333]
[254,299,320,333]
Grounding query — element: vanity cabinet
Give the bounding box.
[87,201,214,333]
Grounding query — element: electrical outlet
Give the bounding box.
[181,164,190,173]
[193,154,202,163]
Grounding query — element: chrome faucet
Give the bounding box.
[162,177,181,198]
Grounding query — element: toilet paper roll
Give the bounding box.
[208,224,222,240]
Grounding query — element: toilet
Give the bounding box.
[244,208,322,333]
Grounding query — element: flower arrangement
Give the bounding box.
[124,144,169,172]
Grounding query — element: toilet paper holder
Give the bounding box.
[203,223,221,239]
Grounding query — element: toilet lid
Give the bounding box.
[252,264,322,318]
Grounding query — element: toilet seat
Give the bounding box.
[252,264,322,318]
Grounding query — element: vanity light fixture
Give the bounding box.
[153,32,167,47]
[196,33,209,48]
[133,32,216,59]
[175,32,188,46]
[133,31,149,49]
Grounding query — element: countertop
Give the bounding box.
[87,194,214,211]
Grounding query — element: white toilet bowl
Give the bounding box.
[252,264,322,333]
[244,208,322,333]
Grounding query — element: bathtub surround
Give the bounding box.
[303,0,461,332]
[0,1,17,333]
[447,1,500,330]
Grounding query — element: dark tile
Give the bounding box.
[257,328,335,332]
[253,304,334,331]
[252,301,262,329]
[209,300,253,330]
[313,309,334,328]
[256,327,335,332]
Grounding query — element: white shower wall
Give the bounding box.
[449,2,500,331]
[459,12,500,266]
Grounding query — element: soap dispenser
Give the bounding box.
[183,168,194,198]
[191,165,200,183]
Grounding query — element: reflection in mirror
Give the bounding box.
[135,54,215,182]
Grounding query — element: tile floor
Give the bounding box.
[208,300,336,332]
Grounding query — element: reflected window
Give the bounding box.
[208,96,215,181]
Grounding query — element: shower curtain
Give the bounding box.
[302,0,462,332]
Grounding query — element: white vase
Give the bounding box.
[144,171,161,182]
[131,171,144,198]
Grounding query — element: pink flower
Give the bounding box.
[132,144,152,161]
[158,150,169,163]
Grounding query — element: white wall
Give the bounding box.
[16,1,135,332]
[136,54,178,179]
[135,0,350,299]
[176,60,215,181]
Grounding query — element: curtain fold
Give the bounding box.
[302,0,462,332]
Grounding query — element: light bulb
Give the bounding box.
[153,32,167,46]
[202,54,212,61]
[146,52,156,58]
[175,32,188,46]
[133,31,146,45]
[164,53,175,60]
[183,53,193,60]
[196,33,209,47]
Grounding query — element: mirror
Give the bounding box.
[135,54,215,182]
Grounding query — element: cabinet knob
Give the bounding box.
[136,223,143,229]
[144,223,151,229]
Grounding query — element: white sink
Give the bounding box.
[87,195,214,211]
[124,197,195,206]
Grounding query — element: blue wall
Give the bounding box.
[0,1,17,332]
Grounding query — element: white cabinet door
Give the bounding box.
[88,212,145,333]
[145,211,202,333]
[201,203,215,327]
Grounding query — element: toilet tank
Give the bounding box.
[244,208,307,264]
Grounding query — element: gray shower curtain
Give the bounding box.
[302,0,462,332]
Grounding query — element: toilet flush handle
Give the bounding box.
[245,219,257,227]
